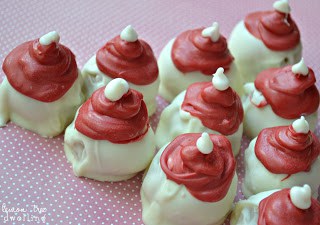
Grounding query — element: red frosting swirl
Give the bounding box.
[181,82,243,135]
[258,188,320,225]
[160,133,236,202]
[75,87,149,143]
[96,36,158,85]
[255,125,320,175]
[245,10,300,51]
[2,39,78,102]
[254,66,319,119]
[171,28,234,75]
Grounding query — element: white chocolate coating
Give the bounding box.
[64,116,156,182]
[212,67,230,91]
[39,31,60,45]
[273,0,290,14]
[120,25,138,42]
[292,58,309,76]
[81,55,159,116]
[196,132,213,154]
[155,91,243,155]
[104,78,129,101]
[229,21,302,83]
[230,190,278,225]
[141,145,238,225]
[0,72,84,137]
[242,91,318,139]
[158,39,243,102]
[290,184,312,210]
[242,138,320,198]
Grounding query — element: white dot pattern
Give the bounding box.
[0,1,319,224]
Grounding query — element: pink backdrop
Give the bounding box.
[0,0,319,224]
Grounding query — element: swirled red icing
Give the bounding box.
[254,66,319,119]
[255,125,319,175]
[171,29,234,75]
[2,40,78,102]
[258,188,320,225]
[75,87,149,143]
[160,133,236,202]
[245,10,300,51]
[181,82,243,135]
[96,36,158,85]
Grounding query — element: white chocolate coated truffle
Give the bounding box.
[229,20,301,83]
[81,55,159,116]
[64,116,156,182]
[158,37,243,102]
[0,73,84,137]
[141,145,238,225]
[242,138,320,198]
[155,91,243,155]
[242,83,317,139]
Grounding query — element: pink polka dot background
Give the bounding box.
[0,0,319,224]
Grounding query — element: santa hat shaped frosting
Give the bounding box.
[2,31,78,102]
[181,67,243,135]
[257,185,320,225]
[244,0,300,51]
[95,25,158,85]
[255,117,319,175]
[75,78,149,143]
[254,60,319,119]
[160,133,236,202]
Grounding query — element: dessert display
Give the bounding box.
[0,31,84,137]
[242,117,320,198]
[64,78,156,182]
[229,0,302,82]
[231,185,320,225]
[158,22,243,102]
[141,132,238,225]
[81,25,159,116]
[243,59,319,138]
[156,67,243,155]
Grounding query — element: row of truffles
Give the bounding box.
[141,130,320,225]
[0,0,318,142]
[0,0,319,224]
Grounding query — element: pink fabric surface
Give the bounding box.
[0,0,319,224]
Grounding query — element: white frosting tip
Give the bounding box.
[292,116,309,134]
[201,22,220,42]
[120,25,138,42]
[290,184,312,210]
[39,31,60,45]
[196,132,213,154]
[243,83,255,95]
[273,0,291,14]
[292,58,309,76]
[251,90,266,106]
[104,78,129,101]
[212,67,230,91]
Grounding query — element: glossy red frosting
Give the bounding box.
[3,39,78,102]
[245,10,300,51]
[254,66,319,119]
[255,125,319,175]
[96,36,158,85]
[75,87,149,143]
[171,28,234,75]
[258,188,320,225]
[181,82,243,135]
[160,133,236,202]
